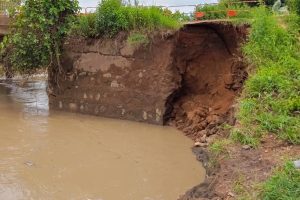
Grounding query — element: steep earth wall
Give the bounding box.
[48,22,247,129]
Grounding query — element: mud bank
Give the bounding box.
[48,22,248,199]
[49,22,247,129]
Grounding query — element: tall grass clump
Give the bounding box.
[74,0,181,38]
[232,7,300,145]
[75,13,97,37]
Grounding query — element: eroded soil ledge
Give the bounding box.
[48,22,255,199]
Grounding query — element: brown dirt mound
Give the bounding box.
[166,23,248,142]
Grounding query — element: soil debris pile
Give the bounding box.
[167,23,248,142]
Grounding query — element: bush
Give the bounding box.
[93,0,181,37]
[0,0,80,74]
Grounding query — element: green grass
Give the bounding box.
[74,0,182,38]
[232,7,300,146]
[74,13,97,38]
[261,162,300,200]
[209,139,232,156]
[127,32,149,46]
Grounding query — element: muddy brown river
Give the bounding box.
[0,80,205,200]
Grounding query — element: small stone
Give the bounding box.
[79,72,87,76]
[24,161,34,167]
[294,160,300,169]
[228,192,235,197]
[69,103,77,111]
[138,72,143,78]
[200,135,207,143]
[143,111,148,120]
[111,80,119,88]
[242,145,251,150]
[103,73,112,78]
[194,142,207,147]
[59,101,63,109]
[83,93,88,99]
[95,93,101,101]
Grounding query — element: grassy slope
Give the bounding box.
[230,7,300,200]
[231,8,300,147]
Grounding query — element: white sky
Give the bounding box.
[79,0,219,13]
[79,0,218,7]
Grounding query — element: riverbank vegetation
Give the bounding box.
[218,4,300,200]
[73,0,182,38]
[0,0,79,74]
[195,0,253,20]
[232,7,300,146]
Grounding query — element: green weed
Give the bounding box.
[261,162,300,200]
[287,0,300,15]
[93,0,181,37]
[209,139,232,156]
[233,7,300,145]
[127,32,149,46]
[74,14,97,38]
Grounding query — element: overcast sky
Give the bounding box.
[79,0,218,7]
[79,0,218,13]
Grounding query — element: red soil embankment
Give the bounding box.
[167,23,248,142]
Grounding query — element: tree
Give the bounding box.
[1,0,80,78]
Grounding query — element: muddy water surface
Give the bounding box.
[0,80,205,200]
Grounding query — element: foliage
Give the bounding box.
[74,13,97,38]
[233,7,300,145]
[264,0,277,6]
[0,0,80,74]
[195,0,252,20]
[0,0,22,12]
[261,162,300,200]
[127,32,149,46]
[287,0,300,15]
[74,0,181,38]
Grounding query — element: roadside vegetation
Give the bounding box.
[231,7,300,147]
[73,0,182,38]
[195,0,252,20]
[232,3,300,200]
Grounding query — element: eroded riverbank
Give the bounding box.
[0,80,205,200]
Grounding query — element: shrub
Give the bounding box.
[0,0,80,74]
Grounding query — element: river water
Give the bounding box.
[0,80,205,200]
